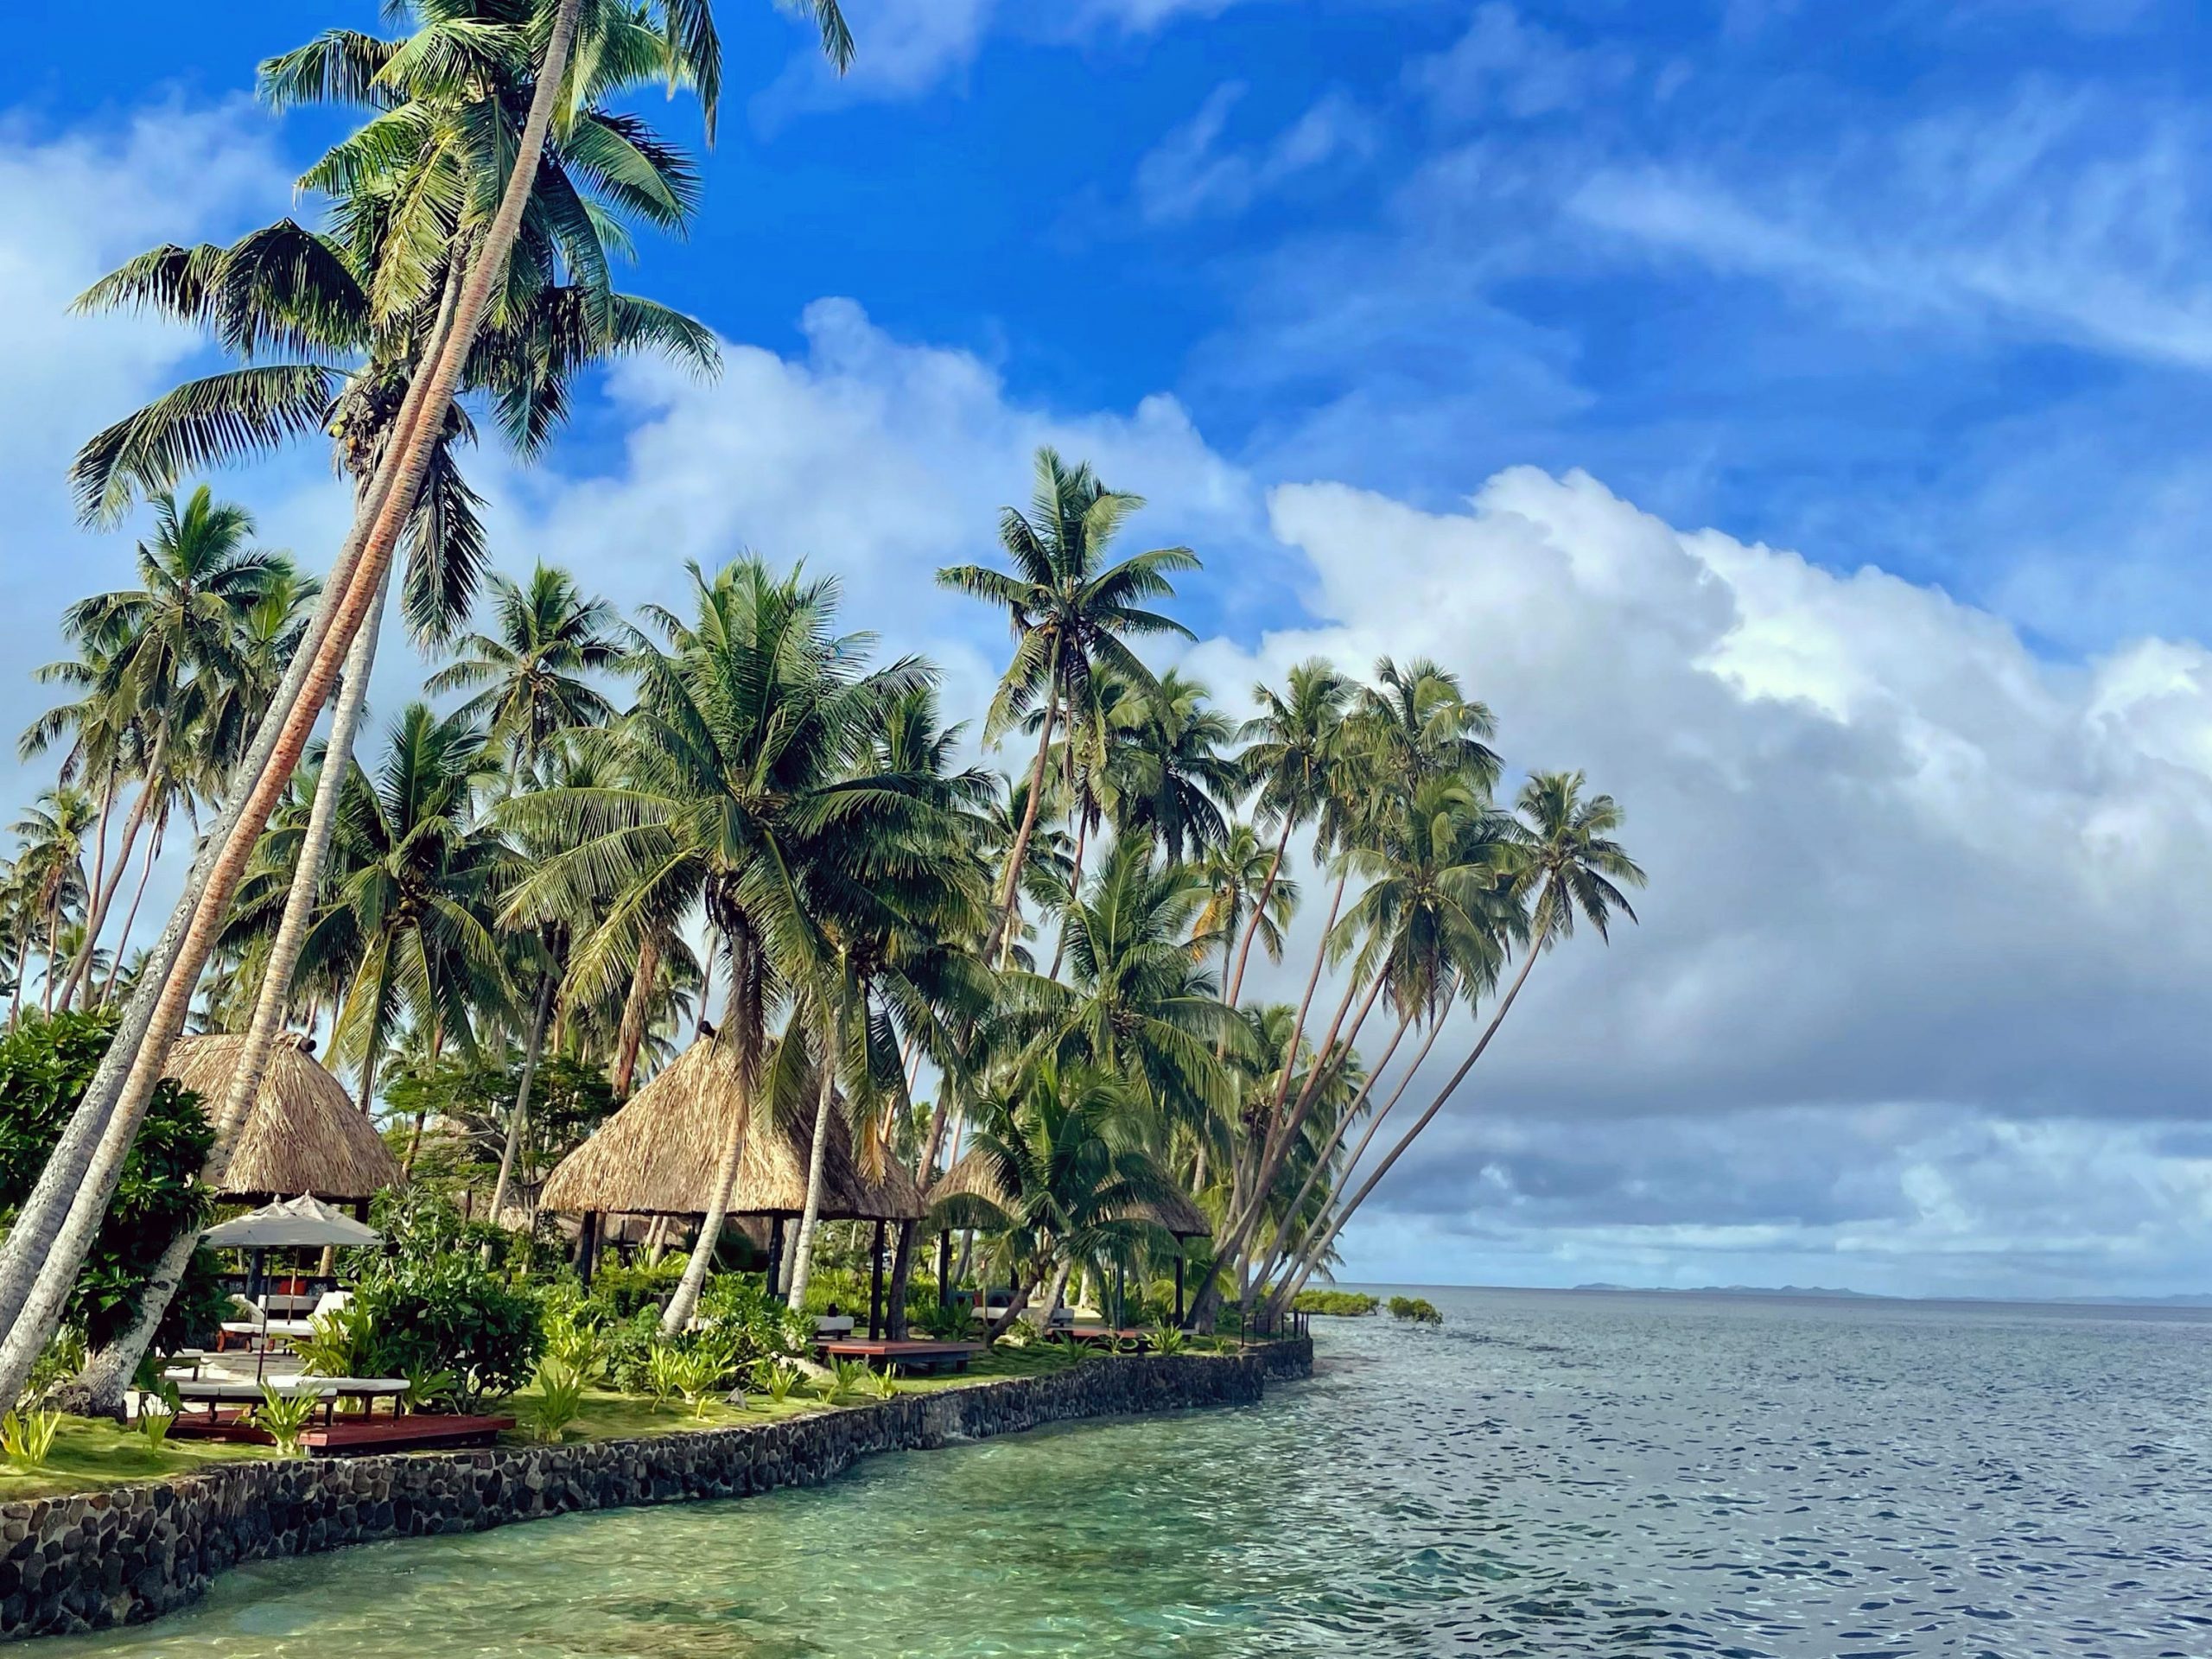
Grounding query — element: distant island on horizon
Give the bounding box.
[1343,1281,2212,1308]
[1561,1282,2212,1307]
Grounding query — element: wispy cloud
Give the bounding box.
[1571,88,2212,369]
[1134,81,1376,224]
[1408,3,1635,124]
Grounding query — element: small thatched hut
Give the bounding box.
[539,1038,923,1224]
[164,1032,401,1206]
[540,1038,924,1330]
[924,1147,1211,1324]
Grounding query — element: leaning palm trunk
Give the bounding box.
[1225,817,1294,1007]
[1275,944,1543,1309]
[785,979,849,1313]
[0,0,584,1406]
[982,652,1060,966]
[1185,874,1351,1330]
[60,572,394,1414]
[55,773,117,1013]
[99,821,163,1007]
[489,971,557,1227]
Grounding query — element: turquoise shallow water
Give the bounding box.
[46,1286,2212,1656]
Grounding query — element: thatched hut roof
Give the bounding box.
[164,1032,402,1203]
[538,1038,922,1222]
[925,1147,1211,1238]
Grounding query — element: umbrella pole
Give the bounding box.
[1174,1252,1185,1328]
[868,1219,886,1340]
[766,1215,785,1295]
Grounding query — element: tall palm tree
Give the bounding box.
[6,790,97,1018]
[0,0,689,1403]
[1105,668,1241,861]
[33,488,295,1007]
[301,702,515,1137]
[1228,660,1352,1007]
[1271,772,1643,1311]
[1192,824,1298,1023]
[938,447,1198,964]
[426,565,626,779]
[505,557,929,1332]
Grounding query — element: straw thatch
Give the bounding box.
[539,1038,923,1221]
[164,1032,402,1203]
[925,1147,1211,1238]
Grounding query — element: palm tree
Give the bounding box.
[505,557,929,1333]
[33,488,294,1007]
[1044,835,1246,1141]
[0,0,709,1402]
[426,565,626,779]
[6,791,96,1018]
[944,1056,1185,1332]
[1272,772,1643,1309]
[1192,824,1297,1028]
[302,702,514,1141]
[1228,661,1352,1006]
[938,447,1198,964]
[1247,774,1517,1314]
[1105,668,1241,861]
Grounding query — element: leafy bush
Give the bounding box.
[1,1408,60,1469]
[756,1359,803,1404]
[673,1350,726,1416]
[861,1366,897,1401]
[138,1400,177,1450]
[249,1386,319,1457]
[346,1191,543,1405]
[525,1361,585,1443]
[588,1257,686,1320]
[1387,1295,1443,1325]
[0,1010,228,1351]
[1149,1325,1188,1356]
[1294,1289,1379,1317]
[908,1300,974,1340]
[816,1357,872,1405]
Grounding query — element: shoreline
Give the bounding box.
[0,1339,1311,1643]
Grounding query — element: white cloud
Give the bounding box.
[1135,82,1376,223]
[0,102,294,820]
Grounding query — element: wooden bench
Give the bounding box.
[815,1338,983,1375]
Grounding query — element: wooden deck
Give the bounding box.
[1064,1326,1153,1351]
[169,1410,516,1454]
[815,1338,983,1374]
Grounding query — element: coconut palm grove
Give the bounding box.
[0,0,1641,1548]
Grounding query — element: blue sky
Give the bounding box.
[9,0,2212,1297]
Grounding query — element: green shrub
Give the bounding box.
[588,1257,686,1320]
[644,1342,688,1409]
[1149,1325,1188,1357]
[756,1359,803,1403]
[1,1408,60,1469]
[1293,1289,1379,1318]
[861,1366,897,1401]
[1387,1295,1443,1325]
[0,1010,229,1351]
[908,1299,974,1340]
[346,1191,543,1406]
[816,1357,871,1405]
[138,1401,177,1450]
[525,1361,585,1443]
[249,1386,319,1457]
[673,1350,726,1417]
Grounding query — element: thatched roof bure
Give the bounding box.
[163,1032,402,1203]
[539,1038,922,1221]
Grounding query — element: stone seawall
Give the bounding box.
[0,1338,1310,1643]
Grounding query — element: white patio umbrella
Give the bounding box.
[202,1194,380,1249]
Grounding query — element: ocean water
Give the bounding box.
[47,1286,2212,1657]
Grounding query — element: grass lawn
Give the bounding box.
[0,1417,273,1504]
[500,1385,826,1445]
